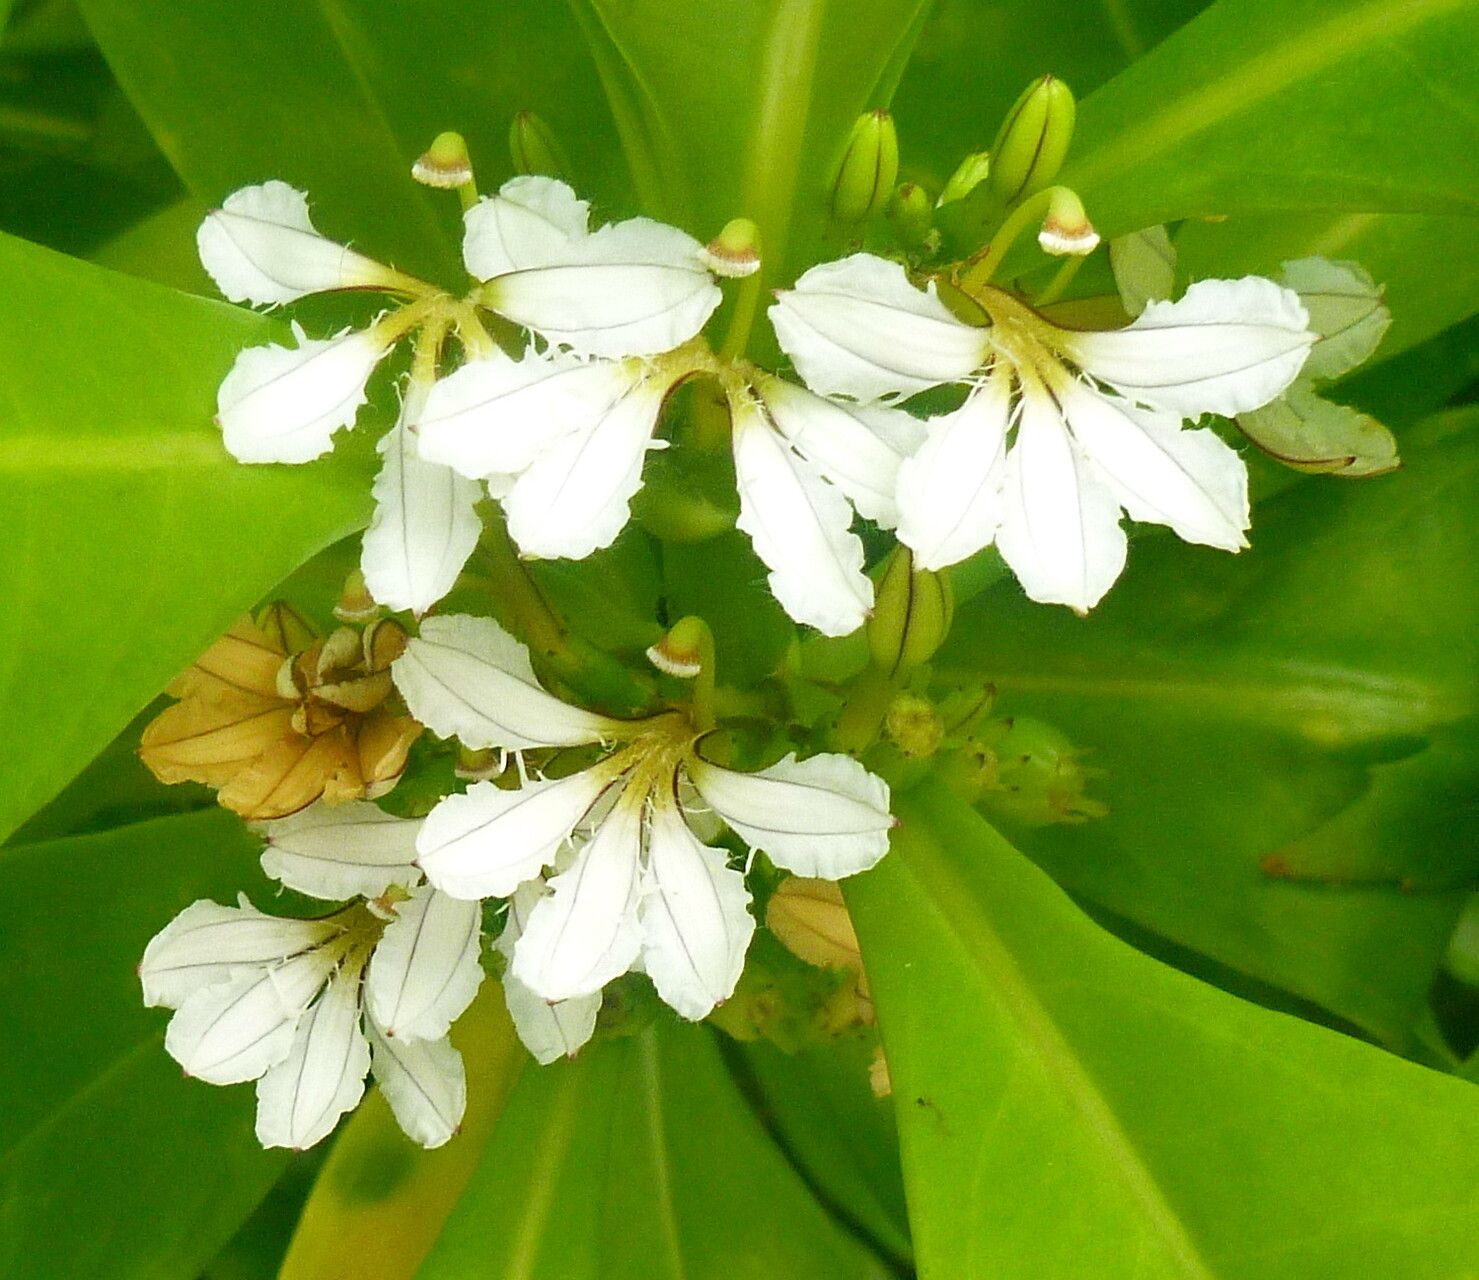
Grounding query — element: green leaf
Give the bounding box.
[937,414,1477,1050]
[0,232,372,840]
[1237,383,1399,476]
[1177,211,1479,366]
[278,988,525,1280]
[849,781,1479,1279]
[77,0,623,283]
[1110,223,1176,316]
[571,0,930,281]
[417,1020,887,1278]
[1064,0,1479,235]
[0,810,287,1280]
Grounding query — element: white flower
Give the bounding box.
[394,613,894,1023]
[141,803,482,1150]
[726,374,924,636]
[464,176,722,358]
[199,181,479,616]
[418,175,728,563]
[772,255,1316,611]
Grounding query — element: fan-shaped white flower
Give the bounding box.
[394,613,894,1022]
[772,255,1316,612]
[141,803,482,1150]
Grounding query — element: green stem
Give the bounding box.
[957,185,1065,291]
[482,517,574,667]
[831,666,899,755]
[1036,254,1086,306]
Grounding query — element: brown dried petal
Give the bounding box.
[256,601,317,656]
[361,618,410,673]
[140,696,295,788]
[166,616,288,701]
[315,627,363,683]
[767,876,868,996]
[356,710,421,792]
[218,726,364,821]
[311,669,394,713]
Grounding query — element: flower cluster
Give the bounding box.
[142,615,894,1146]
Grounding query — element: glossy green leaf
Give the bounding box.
[1177,211,1479,366]
[0,232,372,840]
[1064,0,1479,235]
[572,0,930,282]
[0,810,286,1280]
[79,0,622,283]
[418,1021,888,1279]
[849,780,1479,1279]
[938,414,1477,1050]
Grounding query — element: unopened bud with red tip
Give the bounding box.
[509,110,570,181]
[987,75,1076,207]
[886,182,934,248]
[1038,186,1099,256]
[412,131,475,190]
[700,217,761,278]
[830,110,899,225]
[647,615,710,679]
[937,150,991,207]
[867,547,954,677]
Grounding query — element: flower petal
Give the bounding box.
[259,801,422,901]
[1058,377,1249,551]
[164,946,339,1085]
[1059,277,1314,418]
[731,396,872,637]
[769,254,990,402]
[393,613,621,751]
[140,895,341,1009]
[640,800,754,1020]
[503,373,667,560]
[366,1015,467,1148]
[995,381,1127,612]
[754,374,923,527]
[416,768,616,900]
[254,960,371,1150]
[481,217,721,358]
[511,797,645,1001]
[462,175,591,279]
[197,181,401,306]
[417,349,631,479]
[687,752,893,880]
[365,885,484,1041]
[361,418,483,614]
[896,374,1013,571]
[217,324,387,464]
[495,882,602,1063]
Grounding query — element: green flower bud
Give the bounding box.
[830,109,899,225]
[883,693,945,759]
[974,715,1106,827]
[867,547,954,677]
[937,150,991,207]
[987,75,1076,207]
[509,110,570,180]
[412,131,474,190]
[886,182,934,248]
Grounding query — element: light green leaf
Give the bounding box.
[0,811,286,1280]
[1064,0,1479,235]
[1177,211,1477,366]
[78,0,623,283]
[1278,257,1391,381]
[0,231,372,840]
[938,415,1477,1050]
[1110,223,1177,316]
[417,1021,888,1278]
[1238,383,1400,476]
[849,780,1479,1279]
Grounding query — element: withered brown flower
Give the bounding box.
[140,603,421,820]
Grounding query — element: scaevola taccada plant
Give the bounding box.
[140,78,1377,1150]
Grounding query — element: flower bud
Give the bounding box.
[830,110,899,225]
[937,151,991,207]
[883,693,944,759]
[700,217,761,278]
[412,131,474,190]
[1038,186,1099,256]
[867,547,954,677]
[646,615,709,679]
[974,715,1106,826]
[987,75,1076,207]
[509,110,570,181]
[333,568,379,623]
[886,182,934,248]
